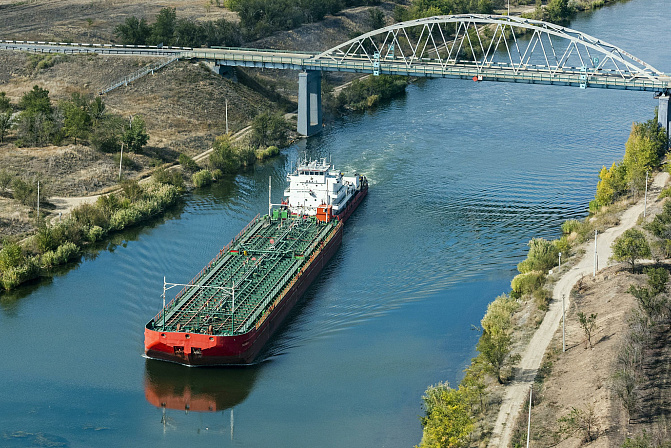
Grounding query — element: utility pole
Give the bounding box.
[119,142,124,181]
[36,180,40,220]
[558,252,561,269]
[508,0,510,15]
[644,170,649,218]
[562,294,566,352]
[593,230,598,276]
[225,98,229,134]
[526,386,532,448]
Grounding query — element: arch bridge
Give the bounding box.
[2,14,669,136]
[192,14,671,136]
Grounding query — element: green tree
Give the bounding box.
[90,96,106,125]
[149,7,177,46]
[623,121,663,196]
[577,312,598,349]
[91,114,123,153]
[201,18,242,47]
[0,91,11,112]
[18,85,52,115]
[419,382,473,448]
[544,0,574,25]
[612,228,651,272]
[174,19,205,47]
[477,294,518,383]
[114,16,151,45]
[61,94,92,144]
[0,110,11,143]
[209,135,240,173]
[368,7,385,30]
[122,116,149,152]
[250,112,290,149]
[0,170,12,193]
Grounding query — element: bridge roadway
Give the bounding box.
[2,40,669,92]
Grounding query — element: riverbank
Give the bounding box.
[493,170,670,447]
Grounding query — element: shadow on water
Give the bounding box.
[143,359,260,413]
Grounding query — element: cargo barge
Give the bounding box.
[144,159,368,366]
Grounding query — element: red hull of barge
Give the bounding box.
[144,184,367,366]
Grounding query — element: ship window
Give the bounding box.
[209,337,214,341]
[161,333,165,337]
[185,334,190,339]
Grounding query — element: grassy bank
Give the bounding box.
[0,178,182,292]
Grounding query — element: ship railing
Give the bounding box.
[153,213,260,324]
[241,221,342,333]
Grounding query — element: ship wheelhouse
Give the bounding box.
[284,158,361,217]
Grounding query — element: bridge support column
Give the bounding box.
[659,93,670,145]
[298,70,322,137]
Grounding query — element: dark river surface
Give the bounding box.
[1,2,670,446]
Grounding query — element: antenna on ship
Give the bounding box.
[268,176,272,217]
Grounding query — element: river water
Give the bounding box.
[1,2,669,446]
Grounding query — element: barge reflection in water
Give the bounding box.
[143,359,260,413]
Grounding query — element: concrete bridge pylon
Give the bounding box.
[297,70,322,137]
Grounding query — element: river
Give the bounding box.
[1,1,669,446]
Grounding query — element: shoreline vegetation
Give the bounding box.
[414,113,669,446]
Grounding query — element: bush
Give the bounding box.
[517,238,559,274]
[152,167,184,189]
[1,256,39,290]
[0,240,24,272]
[256,145,280,161]
[192,169,214,188]
[121,179,143,202]
[178,153,199,172]
[561,219,582,235]
[209,136,240,173]
[72,202,109,228]
[88,225,105,242]
[511,271,545,296]
[40,242,79,268]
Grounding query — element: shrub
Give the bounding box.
[561,219,582,235]
[0,240,24,272]
[517,238,559,274]
[152,167,184,189]
[209,136,238,173]
[211,169,223,181]
[72,202,109,228]
[1,256,39,290]
[256,145,280,161]
[178,153,200,172]
[511,271,545,296]
[88,225,105,242]
[121,179,143,202]
[192,169,214,188]
[109,207,143,230]
[41,242,79,268]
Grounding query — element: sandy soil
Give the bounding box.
[488,171,671,447]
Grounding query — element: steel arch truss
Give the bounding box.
[313,14,669,91]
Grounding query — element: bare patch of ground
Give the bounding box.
[0,0,236,44]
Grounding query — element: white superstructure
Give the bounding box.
[284,158,360,216]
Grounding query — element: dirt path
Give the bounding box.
[488,171,670,447]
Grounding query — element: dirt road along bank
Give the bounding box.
[488,171,670,447]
